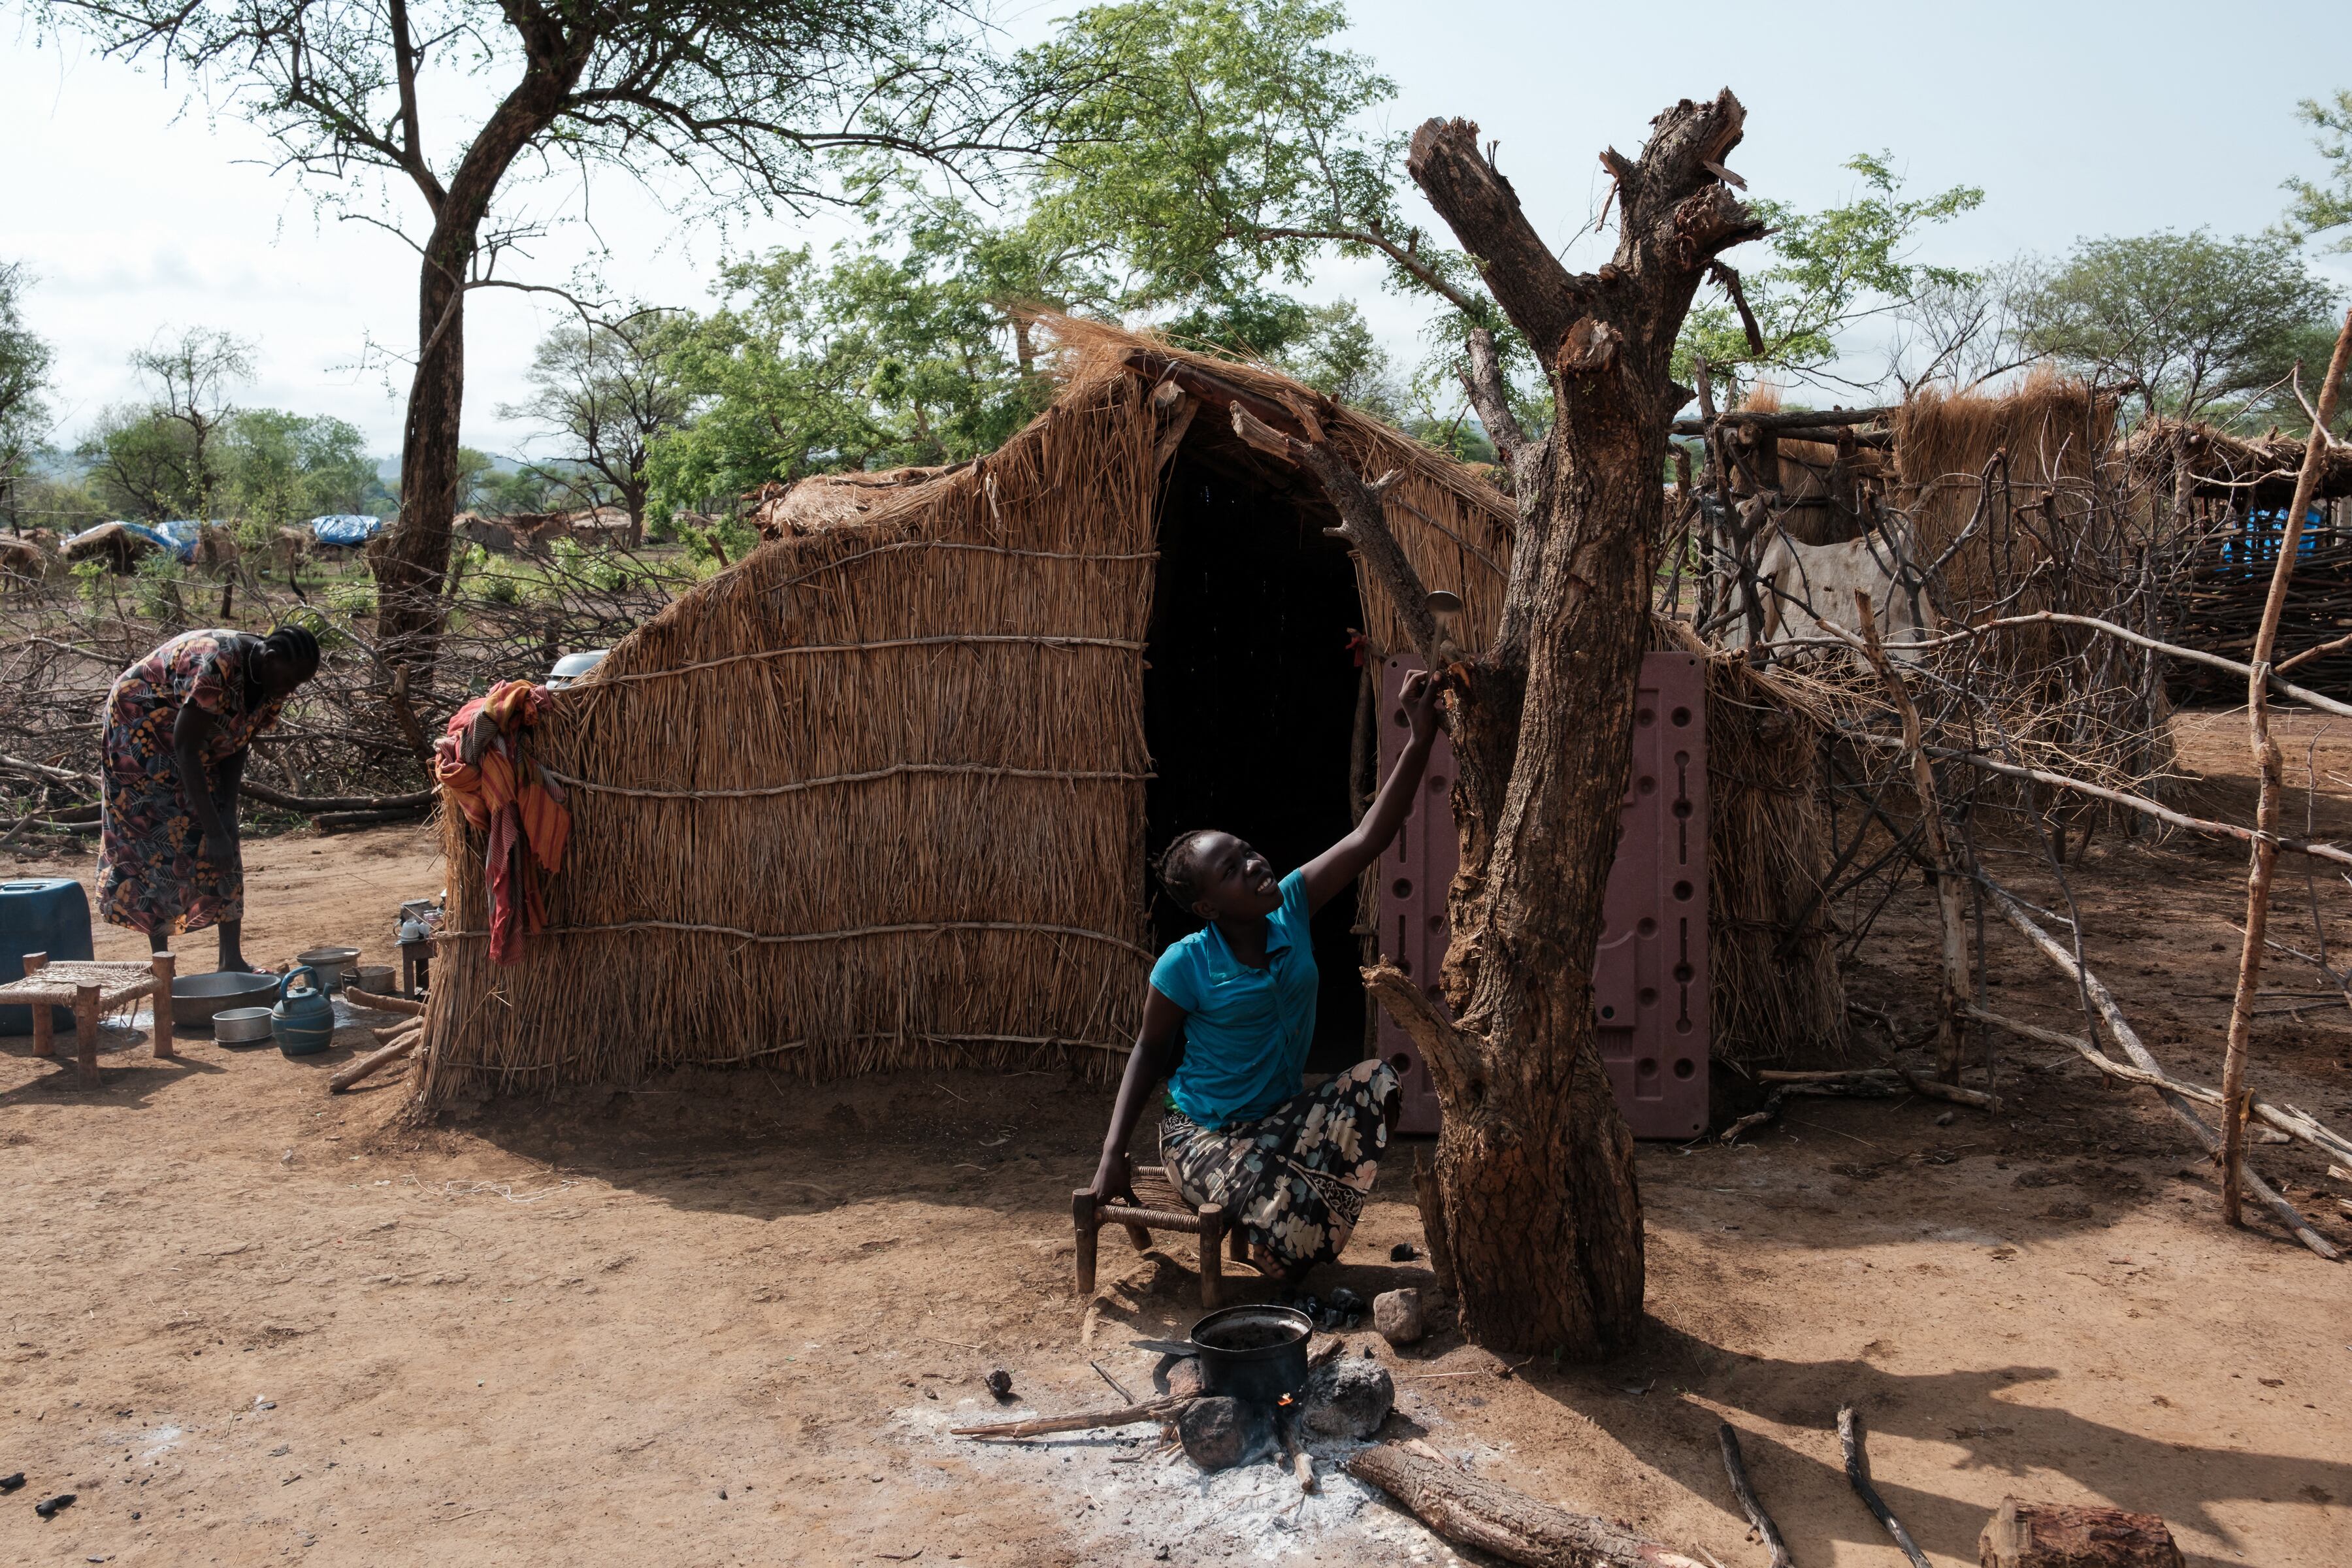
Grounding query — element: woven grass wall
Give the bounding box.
[417,370,1162,1100]
[414,329,1520,1103]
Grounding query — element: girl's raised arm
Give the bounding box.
[1299,670,1443,914]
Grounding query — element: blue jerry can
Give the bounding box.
[1,878,93,1036]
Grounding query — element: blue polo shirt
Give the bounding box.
[1150,869,1319,1128]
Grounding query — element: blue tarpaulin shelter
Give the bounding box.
[309,515,385,547]
[64,521,188,562]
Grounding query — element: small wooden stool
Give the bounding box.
[398,935,431,999]
[1072,1152,1245,1308]
[0,951,176,1088]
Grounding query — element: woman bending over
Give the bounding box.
[1088,672,1443,1284]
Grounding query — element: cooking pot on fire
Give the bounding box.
[1188,1304,1312,1403]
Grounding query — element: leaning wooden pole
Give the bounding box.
[2221,306,2352,1224]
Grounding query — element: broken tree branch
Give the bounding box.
[1228,404,1452,668]
[1961,1004,2352,1166]
[1837,1407,1930,1568]
[1844,732,2352,872]
[2225,305,2352,1225]
[1346,1441,1714,1568]
[951,1395,1189,1440]
[1984,881,2339,1259]
[1716,1424,1794,1568]
[1362,960,1477,1109]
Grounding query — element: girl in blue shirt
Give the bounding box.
[1088,670,1443,1282]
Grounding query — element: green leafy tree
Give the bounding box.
[2285,88,2352,249]
[1674,153,1983,398]
[0,261,56,529]
[647,238,1049,513]
[78,328,255,519]
[1019,0,1487,359]
[500,311,693,544]
[1275,301,1402,420]
[2012,231,2340,421]
[218,409,379,527]
[81,406,201,521]
[37,0,1041,668]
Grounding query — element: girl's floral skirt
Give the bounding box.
[1160,1059,1399,1273]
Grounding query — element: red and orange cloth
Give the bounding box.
[433,680,571,964]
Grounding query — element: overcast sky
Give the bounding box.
[7,0,2351,461]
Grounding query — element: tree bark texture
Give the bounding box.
[1976,1498,2183,1568]
[368,47,590,674]
[1326,98,1763,1355]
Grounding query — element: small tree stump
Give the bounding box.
[1979,1498,2182,1568]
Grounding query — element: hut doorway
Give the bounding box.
[1144,452,1367,1070]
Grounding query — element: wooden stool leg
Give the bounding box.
[1071,1188,1100,1296]
[150,952,176,1059]
[1118,1152,1151,1252]
[74,983,101,1088]
[1197,1203,1224,1309]
[25,951,51,1058]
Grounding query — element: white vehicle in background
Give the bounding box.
[547,649,610,689]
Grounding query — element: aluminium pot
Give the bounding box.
[211,1005,274,1045]
[1188,1304,1313,1403]
[295,947,361,993]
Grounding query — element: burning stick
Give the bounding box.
[1276,1396,1316,1493]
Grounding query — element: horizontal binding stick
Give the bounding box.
[543,760,1150,800]
[432,919,1152,958]
[593,632,1145,685]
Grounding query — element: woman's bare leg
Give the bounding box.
[216,920,246,972]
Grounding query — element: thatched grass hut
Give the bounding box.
[416,318,1847,1105]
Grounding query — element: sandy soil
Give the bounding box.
[3,716,2349,1567]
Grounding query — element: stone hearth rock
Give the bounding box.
[1373,1288,1424,1345]
[1301,1355,1394,1439]
[1177,1396,1275,1471]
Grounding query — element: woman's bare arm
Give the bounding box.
[1299,670,1443,914]
[1089,987,1189,1202]
[171,702,236,861]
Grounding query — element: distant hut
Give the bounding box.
[416,318,1850,1105]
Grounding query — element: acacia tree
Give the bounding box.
[39,0,1031,670]
[1241,98,1763,1355]
[502,312,689,545]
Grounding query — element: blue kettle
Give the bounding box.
[271,966,335,1056]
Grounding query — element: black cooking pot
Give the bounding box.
[1189,1304,1313,1403]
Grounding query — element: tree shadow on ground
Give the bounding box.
[1516,1318,2342,1568]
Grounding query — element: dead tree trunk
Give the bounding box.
[1268,96,1764,1354]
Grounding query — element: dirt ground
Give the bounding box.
[4,711,2350,1566]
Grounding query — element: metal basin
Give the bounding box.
[171,970,280,1028]
[212,1005,274,1045]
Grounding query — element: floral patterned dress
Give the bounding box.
[96,630,290,936]
[1160,1058,1399,1273]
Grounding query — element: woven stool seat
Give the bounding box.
[0,951,177,1086]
